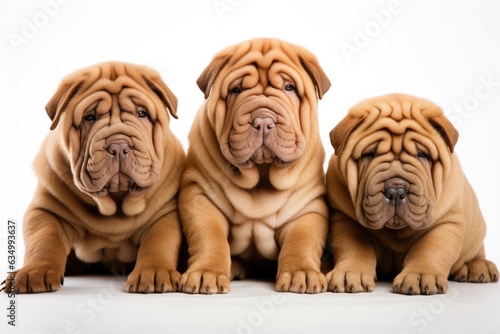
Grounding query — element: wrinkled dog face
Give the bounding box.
[46,62,177,215]
[222,66,302,168]
[74,87,159,196]
[198,39,330,170]
[354,117,438,230]
[215,47,305,169]
[331,95,458,230]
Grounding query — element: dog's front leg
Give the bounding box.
[276,211,328,294]
[5,208,70,293]
[392,222,463,295]
[178,185,231,294]
[126,210,182,293]
[326,213,377,293]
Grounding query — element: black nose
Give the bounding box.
[384,187,407,207]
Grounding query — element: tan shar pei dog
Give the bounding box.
[178,38,331,294]
[3,62,185,294]
[325,93,498,295]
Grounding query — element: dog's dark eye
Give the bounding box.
[137,110,148,118]
[361,151,375,159]
[284,83,295,91]
[417,151,428,159]
[230,86,242,94]
[84,114,96,122]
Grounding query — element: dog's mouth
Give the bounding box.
[234,147,295,169]
[93,172,150,197]
[377,215,410,230]
[78,138,159,198]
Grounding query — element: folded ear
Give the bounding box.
[427,113,459,153]
[329,114,365,155]
[299,55,331,100]
[143,74,178,119]
[196,54,231,99]
[45,77,86,130]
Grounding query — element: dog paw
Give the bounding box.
[451,259,499,283]
[179,270,230,294]
[3,266,64,294]
[393,271,448,295]
[326,269,376,293]
[126,268,180,293]
[276,270,327,294]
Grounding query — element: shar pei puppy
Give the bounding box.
[3,62,185,294]
[178,38,331,294]
[325,93,498,295]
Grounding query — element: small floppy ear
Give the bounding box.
[143,75,178,119]
[45,77,86,130]
[196,54,231,99]
[427,113,459,153]
[329,114,365,155]
[299,55,331,100]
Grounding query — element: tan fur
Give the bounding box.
[178,38,331,294]
[325,93,498,295]
[4,62,185,294]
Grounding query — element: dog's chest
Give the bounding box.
[221,181,309,260]
[230,220,279,260]
[228,198,295,260]
[74,235,138,264]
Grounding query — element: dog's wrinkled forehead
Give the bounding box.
[232,39,299,69]
[358,99,430,135]
[336,93,459,155]
[216,40,311,99]
[197,38,331,100]
[76,63,152,95]
[47,61,178,130]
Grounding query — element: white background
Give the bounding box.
[1,1,500,333]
